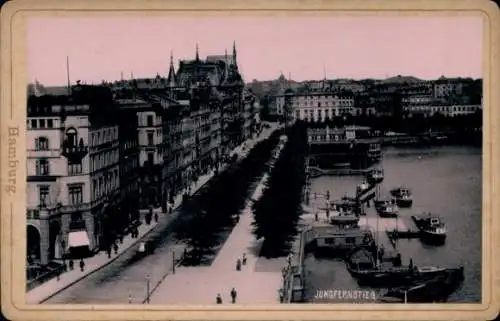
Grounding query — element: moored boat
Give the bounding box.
[411,214,447,244]
[329,213,360,226]
[367,168,384,184]
[379,267,464,303]
[375,200,399,217]
[390,186,413,208]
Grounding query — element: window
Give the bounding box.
[39,185,49,207]
[36,137,49,150]
[39,119,46,128]
[47,119,53,128]
[68,184,83,205]
[65,128,77,148]
[30,119,37,128]
[68,159,82,175]
[36,158,49,175]
[69,212,84,229]
[148,152,155,164]
[147,115,154,127]
[147,132,154,146]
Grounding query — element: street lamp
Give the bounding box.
[172,250,176,274]
[145,272,151,304]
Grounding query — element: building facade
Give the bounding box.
[26,85,120,266]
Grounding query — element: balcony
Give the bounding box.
[62,140,89,161]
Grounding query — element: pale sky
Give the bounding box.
[27,15,483,86]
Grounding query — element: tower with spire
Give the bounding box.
[167,51,177,88]
[232,41,238,68]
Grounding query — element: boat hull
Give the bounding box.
[347,263,462,288]
[420,231,447,245]
[394,198,413,208]
[377,210,399,218]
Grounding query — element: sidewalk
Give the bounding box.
[26,170,216,305]
[26,126,279,305]
[149,142,286,305]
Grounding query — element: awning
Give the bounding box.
[68,230,90,248]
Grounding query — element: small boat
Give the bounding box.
[375,200,399,218]
[412,214,447,244]
[367,168,384,184]
[379,267,464,303]
[329,213,360,226]
[356,180,371,194]
[390,186,413,208]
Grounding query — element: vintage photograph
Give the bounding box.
[24,13,483,307]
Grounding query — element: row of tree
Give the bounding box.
[173,130,283,266]
[252,123,308,258]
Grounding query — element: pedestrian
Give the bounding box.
[236,258,241,271]
[154,212,158,223]
[119,234,124,244]
[69,260,74,271]
[113,243,119,254]
[278,288,284,303]
[242,253,247,266]
[314,212,318,221]
[107,246,112,258]
[216,293,222,304]
[56,269,60,281]
[287,254,293,266]
[79,259,85,272]
[230,288,237,304]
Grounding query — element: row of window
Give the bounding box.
[92,170,119,200]
[37,183,83,207]
[90,149,119,172]
[142,114,161,127]
[33,158,84,176]
[27,118,56,129]
[90,126,118,147]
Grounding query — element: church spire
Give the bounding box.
[232,40,237,67]
[221,49,230,85]
[167,50,177,88]
[195,43,200,61]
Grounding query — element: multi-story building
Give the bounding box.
[242,89,259,140]
[403,104,481,117]
[167,43,244,163]
[115,98,164,211]
[275,89,356,123]
[26,85,120,266]
[433,77,465,100]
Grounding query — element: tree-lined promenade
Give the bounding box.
[174,129,283,265]
[252,123,308,258]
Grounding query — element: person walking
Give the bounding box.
[79,259,85,272]
[113,242,119,255]
[242,253,247,266]
[230,288,237,304]
[216,293,223,304]
[69,260,74,271]
[236,258,242,271]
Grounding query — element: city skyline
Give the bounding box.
[28,15,483,86]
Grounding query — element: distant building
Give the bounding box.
[275,89,356,123]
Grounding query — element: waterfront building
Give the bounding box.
[275,88,356,123]
[307,126,381,169]
[403,104,481,117]
[27,85,120,266]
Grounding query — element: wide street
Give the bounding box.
[43,124,280,305]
